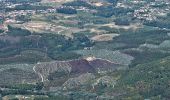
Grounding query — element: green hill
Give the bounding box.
[118,56,170,99]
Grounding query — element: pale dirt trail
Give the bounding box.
[33,65,44,82]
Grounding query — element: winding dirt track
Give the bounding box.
[33,64,44,82]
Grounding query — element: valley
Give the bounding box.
[0,0,170,100]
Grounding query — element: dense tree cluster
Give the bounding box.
[7,25,31,36]
[63,0,95,9]
[15,15,31,22]
[6,4,49,12]
[56,7,77,14]
[93,6,134,18]
[144,20,170,29]
[6,0,41,3]
[119,57,170,99]
[114,18,130,25]
[0,26,94,61]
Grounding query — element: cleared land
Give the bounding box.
[91,33,120,41]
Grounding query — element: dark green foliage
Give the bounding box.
[0,17,4,24]
[48,71,68,80]
[7,25,31,36]
[15,15,31,22]
[0,49,51,64]
[114,18,130,26]
[118,57,170,99]
[0,46,21,58]
[63,1,95,9]
[124,49,170,67]
[39,34,71,49]
[57,7,77,14]
[34,95,68,100]
[1,0,170,99]
[1,89,43,97]
[73,33,94,48]
[6,0,41,4]
[0,40,9,49]
[0,29,4,33]
[144,20,170,29]
[10,98,19,100]
[112,29,170,49]
[4,84,36,91]
[38,34,73,59]
[49,52,81,60]
[2,82,44,91]
[107,0,118,5]
[6,4,49,12]
[0,83,44,96]
[94,6,115,18]
[39,33,93,60]
[35,82,44,91]
[67,92,97,100]
[94,7,134,18]
[144,15,170,29]
[0,28,94,63]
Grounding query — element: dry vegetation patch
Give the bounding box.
[103,23,143,31]
[91,34,120,42]
[23,21,66,33]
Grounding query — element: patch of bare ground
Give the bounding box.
[22,21,65,33]
[91,34,120,42]
[103,23,143,31]
[90,28,107,34]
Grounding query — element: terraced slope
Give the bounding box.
[34,58,123,82]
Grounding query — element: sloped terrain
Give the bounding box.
[1,0,170,99]
[34,58,122,83]
[117,56,170,99]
